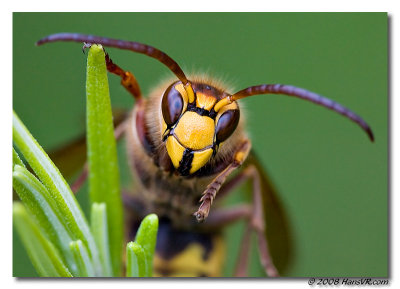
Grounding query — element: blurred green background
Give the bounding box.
[13,13,387,277]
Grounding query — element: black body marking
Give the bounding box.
[156,218,214,261]
[186,103,217,119]
[178,149,194,176]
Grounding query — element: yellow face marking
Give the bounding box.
[161,119,167,137]
[184,82,195,103]
[214,95,233,112]
[196,92,217,111]
[165,136,185,169]
[173,111,215,150]
[190,148,213,174]
[174,83,188,104]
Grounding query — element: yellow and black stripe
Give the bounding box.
[153,218,225,277]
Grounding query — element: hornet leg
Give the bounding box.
[194,139,251,221]
[204,165,279,277]
[104,53,142,101]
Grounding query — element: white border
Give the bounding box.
[2,1,397,289]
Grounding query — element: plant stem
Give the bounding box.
[86,44,123,276]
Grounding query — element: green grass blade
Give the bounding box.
[86,44,123,276]
[12,165,78,275]
[12,111,102,276]
[70,240,96,277]
[126,242,147,277]
[134,214,159,277]
[13,147,25,168]
[90,203,112,277]
[13,202,72,277]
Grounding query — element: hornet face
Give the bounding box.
[161,81,240,176]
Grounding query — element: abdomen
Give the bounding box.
[153,218,225,277]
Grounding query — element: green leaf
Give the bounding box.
[91,203,112,277]
[70,240,96,277]
[134,214,159,277]
[126,242,147,277]
[13,202,72,277]
[86,44,123,276]
[13,165,78,275]
[12,111,102,276]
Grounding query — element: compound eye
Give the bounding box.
[215,109,240,143]
[162,84,184,126]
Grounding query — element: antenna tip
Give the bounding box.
[36,38,45,46]
[367,128,375,142]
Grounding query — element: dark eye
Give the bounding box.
[215,109,240,143]
[162,84,184,126]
